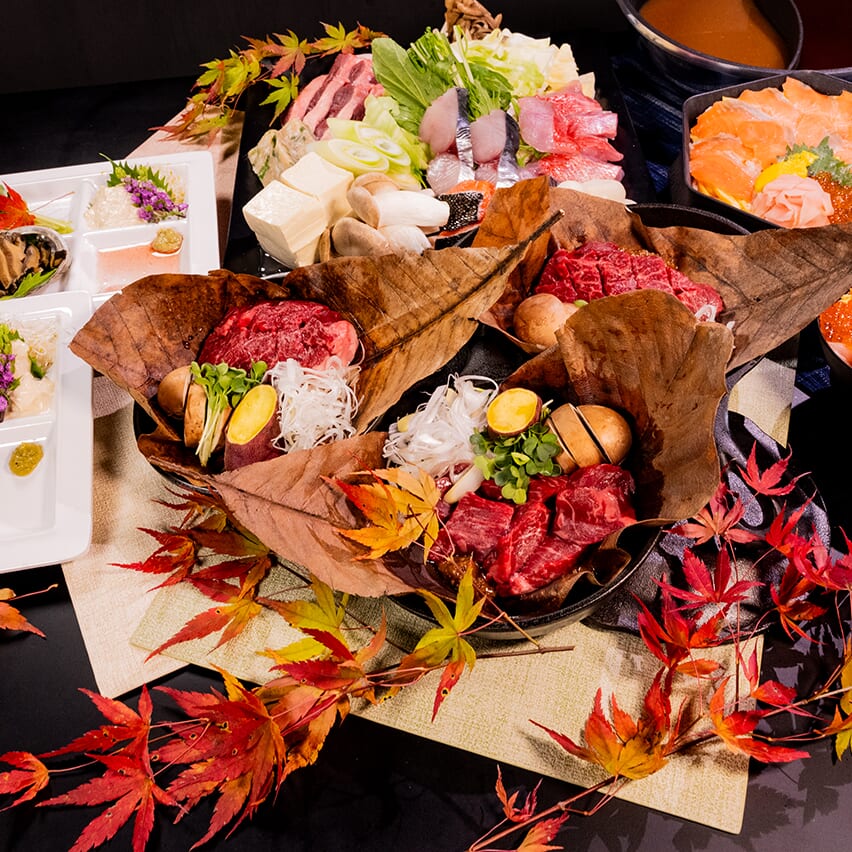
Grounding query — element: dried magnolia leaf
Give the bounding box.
[70,269,289,432]
[475,179,852,368]
[208,433,424,597]
[282,244,533,430]
[506,289,734,521]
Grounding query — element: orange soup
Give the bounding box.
[639,0,789,68]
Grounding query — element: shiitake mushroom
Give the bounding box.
[547,403,632,472]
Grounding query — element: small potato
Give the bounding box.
[157,365,192,418]
[513,293,577,347]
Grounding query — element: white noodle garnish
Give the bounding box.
[383,374,498,478]
[267,357,360,452]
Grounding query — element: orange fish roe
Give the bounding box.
[819,288,852,344]
[814,173,852,224]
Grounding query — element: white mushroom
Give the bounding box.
[331,216,391,257]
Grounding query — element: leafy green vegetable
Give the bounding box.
[471,416,562,504]
[370,36,448,135]
[0,268,57,301]
[190,361,267,466]
[370,29,514,137]
[788,137,852,186]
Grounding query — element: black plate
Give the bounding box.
[676,70,852,232]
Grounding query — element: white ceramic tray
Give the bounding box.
[1,151,220,304]
[0,291,94,572]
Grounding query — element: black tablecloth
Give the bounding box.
[2,38,852,852]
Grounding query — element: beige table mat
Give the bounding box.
[56,111,787,834]
[131,560,757,834]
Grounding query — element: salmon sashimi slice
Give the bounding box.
[781,78,837,118]
[689,135,763,205]
[737,87,801,126]
[690,99,792,167]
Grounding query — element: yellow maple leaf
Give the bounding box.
[334,467,440,560]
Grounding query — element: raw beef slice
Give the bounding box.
[198,300,359,371]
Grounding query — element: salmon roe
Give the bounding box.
[814,173,852,224]
[819,288,852,344]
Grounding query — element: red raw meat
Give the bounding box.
[198,300,358,371]
[486,501,549,592]
[535,249,580,302]
[534,242,725,317]
[429,492,515,564]
[500,534,587,596]
[552,464,635,545]
[286,53,382,138]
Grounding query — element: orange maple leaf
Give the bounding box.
[533,674,673,781]
[669,480,759,546]
[0,751,49,808]
[333,466,441,559]
[516,814,569,851]
[0,597,44,637]
[494,765,541,823]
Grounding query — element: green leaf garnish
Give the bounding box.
[190,361,267,466]
[788,137,852,186]
[471,415,562,505]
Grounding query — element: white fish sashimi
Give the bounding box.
[419,88,462,154]
[427,152,466,195]
[470,108,509,163]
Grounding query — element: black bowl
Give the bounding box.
[615,0,802,95]
[680,70,852,231]
[391,524,660,641]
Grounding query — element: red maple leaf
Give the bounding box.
[657,548,761,611]
[708,678,810,763]
[146,559,271,659]
[41,687,154,760]
[791,530,852,592]
[636,592,723,674]
[740,443,803,497]
[738,648,802,710]
[764,501,811,557]
[0,751,49,808]
[495,766,541,823]
[38,752,177,852]
[769,563,827,641]
[157,670,287,847]
[669,481,759,546]
[112,527,198,587]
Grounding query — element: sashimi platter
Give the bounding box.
[58,3,852,625]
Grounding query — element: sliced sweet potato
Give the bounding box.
[224,383,282,470]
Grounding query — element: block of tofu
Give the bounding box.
[278,151,353,222]
[242,180,327,267]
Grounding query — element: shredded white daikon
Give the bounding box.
[267,357,360,452]
[383,374,498,477]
